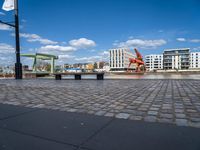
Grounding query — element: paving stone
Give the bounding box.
[144,116,157,122]
[187,109,197,113]
[129,115,143,121]
[115,106,124,110]
[138,107,148,111]
[158,118,173,124]
[147,111,158,116]
[67,108,78,112]
[149,107,159,111]
[105,112,115,117]
[160,113,173,119]
[115,113,130,119]
[190,117,200,122]
[175,109,184,113]
[176,119,188,126]
[175,113,186,118]
[189,122,200,128]
[95,111,106,116]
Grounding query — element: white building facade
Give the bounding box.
[109,48,135,71]
[163,48,190,70]
[190,52,200,69]
[145,55,163,71]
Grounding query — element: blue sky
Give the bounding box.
[0,0,200,66]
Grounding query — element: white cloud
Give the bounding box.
[75,56,102,62]
[0,43,15,54]
[99,51,109,56]
[56,55,75,64]
[193,47,200,51]
[69,38,96,49]
[0,24,12,31]
[74,54,109,63]
[20,33,40,39]
[114,39,167,49]
[0,12,5,15]
[39,45,76,52]
[89,49,96,52]
[58,54,75,59]
[189,39,200,43]
[176,38,200,43]
[27,38,58,45]
[36,38,97,58]
[176,38,186,42]
[0,55,15,65]
[20,33,58,45]
[0,43,15,66]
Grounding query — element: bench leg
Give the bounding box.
[97,74,104,80]
[75,74,81,80]
[55,74,62,80]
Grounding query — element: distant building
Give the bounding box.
[190,52,200,69]
[2,66,14,74]
[64,68,82,73]
[94,62,110,72]
[64,64,71,69]
[86,64,94,70]
[109,48,135,71]
[145,55,163,71]
[96,61,105,69]
[72,63,88,69]
[163,48,190,70]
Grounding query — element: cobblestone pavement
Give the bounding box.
[0,79,200,128]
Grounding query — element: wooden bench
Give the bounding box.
[54,72,104,80]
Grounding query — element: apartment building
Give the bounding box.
[163,48,190,70]
[109,48,135,71]
[145,55,163,71]
[190,52,200,69]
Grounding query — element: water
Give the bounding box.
[60,74,200,80]
[105,74,200,80]
[1,73,200,80]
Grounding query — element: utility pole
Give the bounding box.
[14,0,22,79]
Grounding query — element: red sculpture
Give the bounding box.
[128,48,145,72]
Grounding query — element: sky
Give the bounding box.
[0,0,200,66]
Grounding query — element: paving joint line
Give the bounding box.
[0,127,80,149]
[77,117,115,150]
[0,109,40,121]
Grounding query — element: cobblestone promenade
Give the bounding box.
[0,79,200,128]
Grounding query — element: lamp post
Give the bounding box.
[14,0,22,79]
[0,0,22,79]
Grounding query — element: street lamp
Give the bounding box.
[0,0,22,79]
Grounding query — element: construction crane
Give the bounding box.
[128,48,145,72]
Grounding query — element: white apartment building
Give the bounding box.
[163,48,190,70]
[109,48,135,71]
[190,52,200,69]
[145,55,163,71]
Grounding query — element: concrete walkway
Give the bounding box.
[0,104,200,150]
